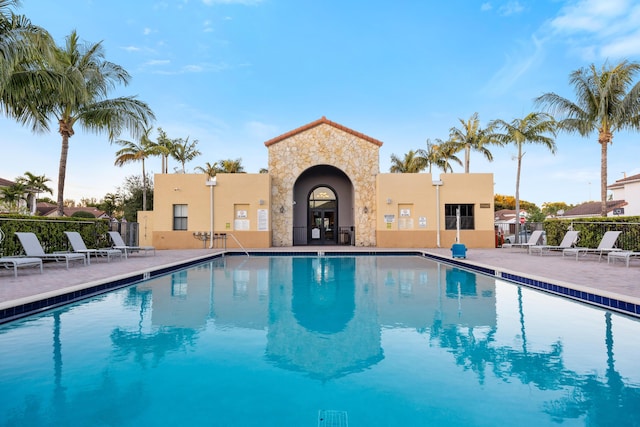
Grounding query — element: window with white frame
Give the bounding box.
[173,204,188,230]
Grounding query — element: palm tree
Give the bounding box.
[218,158,245,173]
[11,30,155,216]
[16,171,53,213]
[194,161,218,178]
[389,150,426,173]
[148,127,174,173]
[0,1,57,130]
[432,140,463,173]
[171,136,201,173]
[535,60,640,216]
[490,112,557,242]
[0,182,26,212]
[448,113,499,173]
[114,127,154,211]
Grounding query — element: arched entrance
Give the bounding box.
[292,165,354,246]
[308,186,337,244]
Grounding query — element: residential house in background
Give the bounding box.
[607,173,640,216]
[559,200,628,219]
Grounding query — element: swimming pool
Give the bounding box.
[1,255,639,426]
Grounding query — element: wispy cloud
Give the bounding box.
[549,0,640,59]
[202,0,262,5]
[145,59,171,66]
[245,121,279,140]
[122,46,141,52]
[150,62,231,75]
[498,1,524,16]
[481,3,492,12]
[481,35,544,96]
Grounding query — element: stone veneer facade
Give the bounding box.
[266,118,381,247]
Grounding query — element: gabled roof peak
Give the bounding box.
[264,117,383,147]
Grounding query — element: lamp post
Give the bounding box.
[206,177,217,249]
[432,180,443,248]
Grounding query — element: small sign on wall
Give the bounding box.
[384,214,395,223]
[400,209,411,217]
[257,209,269,230]
[418,216,427,228]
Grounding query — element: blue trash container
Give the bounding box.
[451,243,467,259]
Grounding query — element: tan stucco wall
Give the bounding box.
[375,173,495,248]
[143,173,271,249]
[268,123,379,246]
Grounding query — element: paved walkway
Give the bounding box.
[1,246,638,314]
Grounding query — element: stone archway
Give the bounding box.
[266,118,380,247]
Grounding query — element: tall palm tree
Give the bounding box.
[148,127,174,173]
[114,127,154,211]
[448,112,500,173]
[490,112,557,242]
[416,139,441,174]
[16,171,52,213]
[218,158,245,173]
[11,30,155,216]
[195,161,219,178]
[536,60,640,216]
[0,1,57,129]
[432,140,463,173]
[171,136,201,173]
[389,150,426,173]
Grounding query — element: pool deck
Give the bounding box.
[1,246,638,322]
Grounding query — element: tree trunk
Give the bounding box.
[465,144,470,173]
[57,134,70,216]
[142,159,147,211]
[515,143,523,243]
[599,129,612,217]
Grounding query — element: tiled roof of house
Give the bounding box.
[264,116,384,147]
[0,177,16,187]
[561,200,627,217]
[494,209,527,221]
[36,202,108,218]
[608,173,640,189]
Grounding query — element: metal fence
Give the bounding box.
[0,217,139,256]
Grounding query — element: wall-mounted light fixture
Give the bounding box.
[279,205,285,213]
[386,198,392,204]
[174,187,181,191]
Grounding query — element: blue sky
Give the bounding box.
[3,0,640,207]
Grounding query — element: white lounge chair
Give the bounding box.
[108,231,155,259]
[0,257,43,277]
[15,232,86,269]
[562,231,622,261]
[64,231,124,265]
[502,230,544,252]
[607,251,640,267]
[529,230,580,256]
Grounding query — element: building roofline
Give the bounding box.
[264,116,384,147]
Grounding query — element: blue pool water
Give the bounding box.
[1,255,639,426]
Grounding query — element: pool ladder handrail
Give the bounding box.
[227,233,250,257]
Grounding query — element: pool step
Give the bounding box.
[318,410,348,427]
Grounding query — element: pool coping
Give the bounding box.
[1,249,638,324]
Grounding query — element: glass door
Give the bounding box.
[309,209,336,244]
[308,186,338,245]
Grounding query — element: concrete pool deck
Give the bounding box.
[1,246,638,322]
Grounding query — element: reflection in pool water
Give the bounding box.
[0,255,639,426]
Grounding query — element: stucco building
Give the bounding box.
[140,117,495,249]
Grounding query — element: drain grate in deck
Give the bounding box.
[318,410,348,427]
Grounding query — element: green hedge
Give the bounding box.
[544,217,640,251]
[0,215,111,257]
